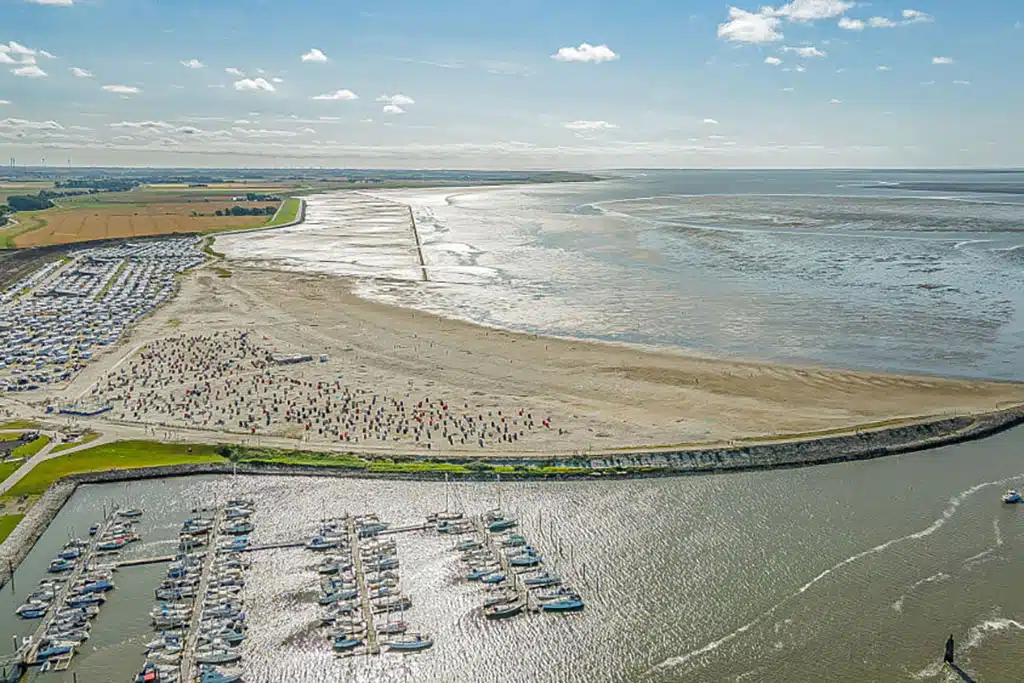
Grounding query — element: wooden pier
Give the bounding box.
[24,511,120,666]
[347,518,380,655]
[117,523,432,568]
[179,507,226,682]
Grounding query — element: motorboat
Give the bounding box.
[118,508,144,519]
[481,573,506,585]
[373,596,412,613]
[332,635,364,651]
[1003,489,1021,504]
[220,521,253,536]
[455,539,482,552]
[509,553,541,568]
[88,524,100,536]
[484,601,523,620]
[199,665,244,683]
[195,649,241,665]
[487,518,518,533]
[306,536,341,551]
[134,662,160,683]
[467,566,500,581]
[357,522,388,538]
[540,594,585,612]
[499,534,527,548]
[385,633,434,652]
[483,589,518,608]
[47,559,75,573]
[523,572,561,588]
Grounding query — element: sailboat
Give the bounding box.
[485,475,518,533]
[428,474,464,523]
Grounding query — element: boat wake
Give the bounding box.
[645,473,1024,676]
[892,573,951,613]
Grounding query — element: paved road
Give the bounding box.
[0,428,115,496]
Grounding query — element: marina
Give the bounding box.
[0,426,1021,683]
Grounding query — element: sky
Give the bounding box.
[0,0,1021,169]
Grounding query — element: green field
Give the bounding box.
[11,435,49,459]
[0,515,24,543]
[263,197,301,228]
[0,460,22,485]
[0,420,40,430]
[3,441,225,497]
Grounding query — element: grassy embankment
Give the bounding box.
[0,515,24,543]
[0,461,22,485]
[3,441,224,497]
[263,197,301,227]
[11,435,49,459]
[0,420,40,430]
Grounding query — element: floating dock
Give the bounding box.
[178,507,226,682]
[347,518,380,656]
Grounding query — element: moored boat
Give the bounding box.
[484,601,523,619]
[1003,489,1021,504]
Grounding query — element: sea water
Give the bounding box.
[216,169,1024,381]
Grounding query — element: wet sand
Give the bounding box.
[38,263,1024,455]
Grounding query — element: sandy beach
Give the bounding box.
[20,259,1019,457]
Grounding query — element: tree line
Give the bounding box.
[214,205,278,217]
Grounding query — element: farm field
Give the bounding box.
[11,200,280,247]
[0,181,54,204]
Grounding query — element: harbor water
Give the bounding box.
[2,425,1022,682]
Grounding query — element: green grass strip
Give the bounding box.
[4,440,225,497]
[0,514,24,543]
[11,435,49,459]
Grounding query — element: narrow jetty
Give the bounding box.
[178,506,226,681]
[24,511,119,666]
[347,517,380,655]
[408,207,429,282]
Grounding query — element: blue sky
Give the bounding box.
[0,0,1021,168]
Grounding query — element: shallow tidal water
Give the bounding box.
[2,425,1023,682]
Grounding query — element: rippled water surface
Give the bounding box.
[217,169,1024,381]
[2,425,1023,682]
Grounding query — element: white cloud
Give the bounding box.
[271,77,283,83]
[70,67,93,78]
[301,48,328,63]
[795,65,806,72]
[381,104,405,115]
[0,117,64,131]
[39,50,56,59]
[225,67,244,76]
[19,55,37,65]
[781,86,795,91]
[299,127,316,134]
[877,65,891,71]
[27,0,73,5]
[902,9,933,23]
[774,0,852,22]
[109,120,174,130]
[180,59,204,69]
[102,84,140,94]
[764,56,782,65]
[829,98,841,104]
[551,42,619,63]
[783,45,825,57]
[718,7,782,43]
[953,79,971,85]
[932,56,954,64]
[0,53,15,65]
[312,89,359,101]
[2,42,36,56]
[564,120,617,131]
[377,93,415,107]
[703,118,719,124]
[12,65,47,78]
[231,127,298,138]
[0,100,8,105]
[319,116,340,121]
[838,17,864,30]
[234,77,275,92]
[233,119,251,124]
[868,16,898,27]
